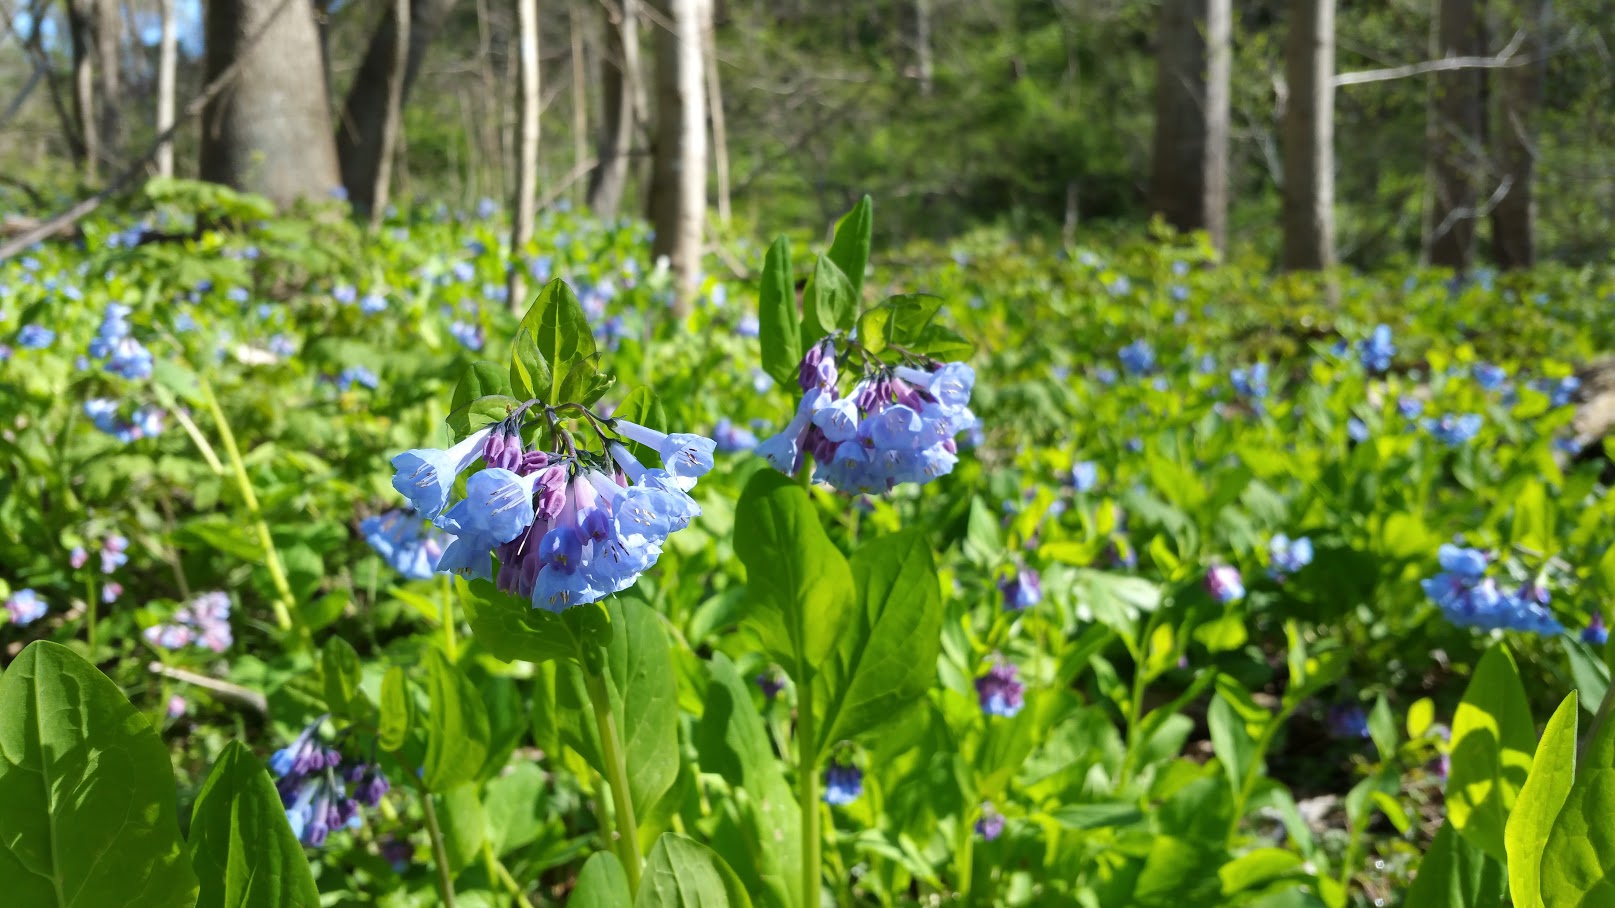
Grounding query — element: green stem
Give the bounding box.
[955,810,975,898]
[84,575,97,657]
[1115,616,1159,789]
[439,574,458,661]
[483,842,536,908]
[1223,703,1298,848]
[421,790,459,908]
[199,379,310,650]
[583,664,642,894]
[798,676,822,908]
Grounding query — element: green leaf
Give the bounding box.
[378,666,412,751]
[855,306,890,355]
[1541,691,1615,907]
[483,763,548,855]
[422,649,491,792]
[962,496,1003,566]
[556,600,679,840]
[434,783,487,875]
[0,641,199,907]
[734,470,857,676]
[1509,479,1554,554]
[448,361,516,437]
[636,833,754,908]
[570,852,632,908]
[509,328,552,403]
[1447,644,1536,862]
[878,293,944,346]
[813,531,943,760]
[518,279,597,406]
[1507,692,1578,908]
[188,741,320,908]
[556,353,615,409]
[908,323,973,361]
[825,195,872,302]
[1047,801,1145,830]
[694,654,801,905]
[1218,848,1304,895]
[459,577,609,664]
[613,386,669,465]
[757,236,802,387]
[1367,694,1397,762]
[801,255,855,346]
[321,636,363,718]
[1208,693,1256,797]
[1405,820,1506,908]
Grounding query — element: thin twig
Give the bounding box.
[1335,30,1529,87]
[148,662,270,714]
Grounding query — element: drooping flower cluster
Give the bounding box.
[823,761,863,806]
[1358,324,1395,374]
[756,339,976,495]
[1206,564,1245,604]
[999,568,1041,611]
[1421,544,1564,635]
[271,720,390,847]
[1426,413,1483,447]
[84,398,165,443]
[144,591,234,652]
[87,303,154,380]
[1118,339,1155,375]
[1584,612,1608,646]
[4,588,47,626]
[975,662,1026,717]
[1472,363,1508,391]
[362,510,451,581]
[1230,363,1270,401]
[975,803,1006,841]
[18,324,54,349]
[1268,534,1314,581]
[389,409,713,611]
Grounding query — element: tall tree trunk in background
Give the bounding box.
[1424,0,1486,269]
[1148,0,1231,254]
[201,0,341,207]
[68,0,99,181]
[571,12,590,208]
[914,0,933,96]
[1281,0,1335,270]
[586,0,640,216]
[367,0,411,225]
[337,0,462,214]
[156,0,178,177]
[703,1,730,226]
[648,0,709,314]
[1490,0,1548,269]
[92,0,120,165]
[507,0,540,309]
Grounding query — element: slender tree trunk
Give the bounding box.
[1424,0,1486,269]
[89,0,120,167]
[702,1,730,226]
[1282,0,1336,270]
[648,0,709,314]
[508,0,540,309]
[336,0,462,213]
[1490,0,1547,269]
[914,0,933,96]
[156,0,179,177]
[68,0,99,181]
[201,0,342,207]
[367,0,411,225]
[586,0,639,216]
[1148,0,1232,254]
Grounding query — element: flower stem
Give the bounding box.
[84,575,97,656]
[483,842,536,908]
[583,663,642,894]
[1224,702,1297,849]
[798,676,822,908]
[439,574,457,661]
[198,379,310,650]
[421,789,459,908]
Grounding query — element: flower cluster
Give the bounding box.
[1421,544,1563,636]
[1068,460,1099,493]
[84,398,165,443]
[757,339,976,495]
[1268,534,1314,580]
[389,410,713,611]
[1326,704,1370,740]
[975,803,1006,841]
[1230,362,1270,400]
[4,588,47,626]
[18,324,54,349]
[271,720,390,847]
[144,591,234,652]
[1358,324,1395,373]
[1206,564,1245,603]
[1426,413,1482,447]
[362,510,451,581]
[87,303,153,380]
[999,568,1041,611]
[1584,612,1608,646]
[1118,339,1155,375]
[823,761,863,806]
[975,662,1025,717]
[1472,363,1508,391]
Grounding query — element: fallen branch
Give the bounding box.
[1335,30,1528,87]
[148,662,270,714]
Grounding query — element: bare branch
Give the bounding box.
[148,662,270,714]
[1335,29,1528,87]
[1429,174,1514,245]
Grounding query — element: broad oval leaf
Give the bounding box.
[1507,692,1577,908]
[519,278,597,406]
[825,194,872,302]
[0,641,199,907]
[189,740,320,908]
[569,851,631,907]
[422,648,491,792]
[801,255,854,346]
[635,833,754,908]
[378,666,412,752]
[757,235,802,387]
[1541,691,1615,907]
[1405,819,1506,908]
[1447,644,1536,862]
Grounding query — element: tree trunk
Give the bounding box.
[367,0,411,224]
[648,0,708,314]
[1148,0,1232,254]
[1424,0,1487,270]
[1490,0,1547,269]
[68,0,99,181]
[336,0,462,213]
[571,11,590,208]
[156,0,179,177]
[914,0,933,96]
[585,0,640,216]
[201,0,342,207]
[92,0,120,165]
[702,0,730,226]
[1281,0,1335,270]
[507,0,540,309]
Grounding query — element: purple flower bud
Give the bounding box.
[1205,565,1244,604]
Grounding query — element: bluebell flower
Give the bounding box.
[1326,704,1370,740]
[612,420,717,489]
[1206,564,1244,603]
[332,284,358,305]
[17,324,53,348]
[361,510,451,581]
[1095,365,1119,385]
[1548,376,1580,408]
[5,588,47,626]
[1169,285,1189,302]
[999,568,1041,610]
[1106,276,1131,296]
[1426,413,1483,447]
[1118,340,1155,375]
[1268,534,1313,580]
[976,662,1025,717]
[756,668,786,701]
[1347,418,1369,442]
[101,535,129,573]
[227,287,250,304]
[1472,363,1507,390]
[713,418,759,453]
[87,303,131,359]
[173,311,197,333]
[976,805,1006,841]
[360,293,388,314]
[529,256,553,282]
[1069,460,1098,492]
[1422,545,1563,636]
[1358,324,1395,373]
[476,197,499,219]
[390,425,497,519]
[823,762,863,806]
[1584,612,1608,646]
[449,320,483,350]
[1397,396,1424,419]
[451,262,475,283]
[1231,363,1269,400]
[271,720,387,847]
[751,368,773,394]
[144,591,233,653]
[268,334,297,358]
[336,366,380,391]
